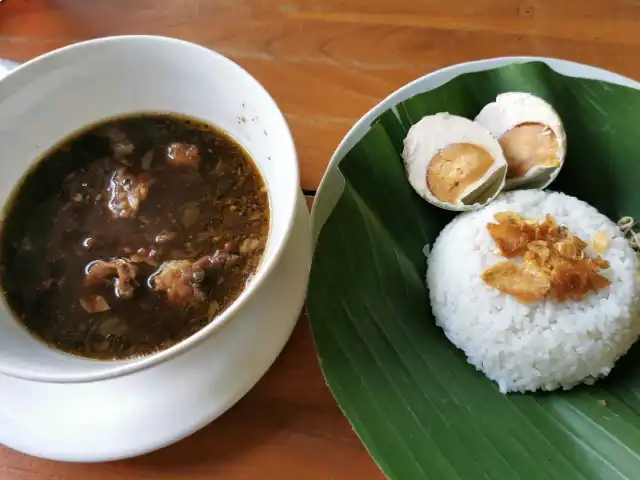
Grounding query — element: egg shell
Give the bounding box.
[402,113,508,212]
[474,92,566,190]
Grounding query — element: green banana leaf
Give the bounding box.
[307,62,640,480]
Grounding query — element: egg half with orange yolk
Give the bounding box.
[403,113,508,211]
[475,92,566,189]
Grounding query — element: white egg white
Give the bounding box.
[474,92,566,189]
[402,113,507,211]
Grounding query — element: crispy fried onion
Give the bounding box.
[481,212,611,303]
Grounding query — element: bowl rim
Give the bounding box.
[0,35,299,384]
[311,56,640,240]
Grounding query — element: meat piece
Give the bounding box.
[151,251,240,304]
[80,294,110,313]
[130,247,159,267]
[84,258,138,299]
[193,250,240,272]
[151,260,205,305]
[154,230,177,245]
[166,143,200,168]
[105,128,135,159]
[239,237,262,253]
[106,169,154,219]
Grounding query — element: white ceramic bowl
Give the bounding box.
[0,36,299,383]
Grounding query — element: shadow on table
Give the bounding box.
[120,318,332,475]
[131,398,296,470]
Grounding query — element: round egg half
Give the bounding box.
[402,113,508,211]
[474,92,566,189]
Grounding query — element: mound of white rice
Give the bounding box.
[426,190,640,393]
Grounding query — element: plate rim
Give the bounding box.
[307,56,640,479]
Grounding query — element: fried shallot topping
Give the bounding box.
[481,212,611,303]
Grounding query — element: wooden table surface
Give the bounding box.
[0,0,638,478]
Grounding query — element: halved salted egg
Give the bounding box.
[474,92,566,189]
[402,113,507,211]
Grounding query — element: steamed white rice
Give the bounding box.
[426,190,640,393]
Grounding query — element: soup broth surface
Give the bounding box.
[0,114,269,360]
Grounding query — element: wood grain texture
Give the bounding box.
[0,0,639,478]
[1,0,639,190]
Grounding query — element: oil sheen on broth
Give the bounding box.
[0,114,269,360]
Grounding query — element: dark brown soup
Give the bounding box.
[0,114,269,360]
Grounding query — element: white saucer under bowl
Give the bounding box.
[0,191,311,463]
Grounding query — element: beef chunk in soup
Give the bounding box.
[154,230,177,245]
[105,128,135,159]
[106,168,154,219]
[84,258,138,299]
[166,142,201,168]
[151,250,240,305]
[0,113,269,360]
[129,246,160,267]
[151,260,204,305]
[79,294,110,314]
